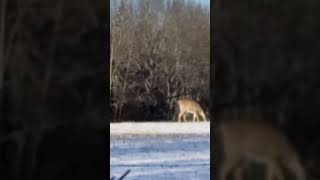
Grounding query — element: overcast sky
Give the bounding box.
[196,0,210,6]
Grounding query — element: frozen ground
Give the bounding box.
[110,122,210,180]
[110,121,210,135]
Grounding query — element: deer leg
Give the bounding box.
[194,113,199,122]
[219,158,237,180]
[178,112,183,123]
[183,113,188,122]
[283,158,306,180]
[265,159,284,180]
[232,160,249,180]
[233,166,244,180]
[200,112,206,121]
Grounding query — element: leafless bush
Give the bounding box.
[111,0,210,121]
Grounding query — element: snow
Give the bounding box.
[110,121,210,135]
[110,122,210,180]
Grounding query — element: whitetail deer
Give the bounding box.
[177,99,206,122]
[215,119,306,180]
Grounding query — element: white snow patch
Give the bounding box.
[110,121,210,135]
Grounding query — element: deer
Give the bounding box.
[214,119,306,180]
[176,99,207,122]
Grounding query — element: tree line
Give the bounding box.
[111,0,210,121]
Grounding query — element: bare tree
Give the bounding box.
[110,0,210,121]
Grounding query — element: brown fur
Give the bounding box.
[215,119,306,180]
[177,99,206,122]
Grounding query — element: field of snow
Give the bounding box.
[110,121,210,135]
[110,122,210,180]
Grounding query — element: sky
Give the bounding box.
[195,0,210,6]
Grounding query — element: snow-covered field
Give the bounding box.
[110,122,210,180]
[110,121,210,135]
